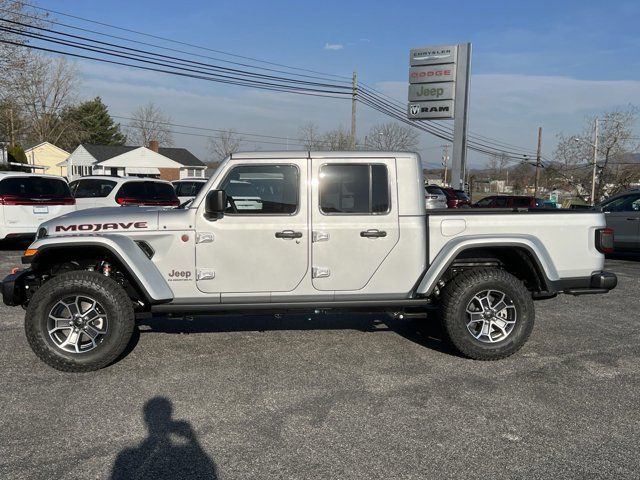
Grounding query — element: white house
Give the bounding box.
[62,141,206,181]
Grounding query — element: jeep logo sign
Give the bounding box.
[408,82,455,102]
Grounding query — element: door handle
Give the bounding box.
[626,218,640,221]
[275,230,303,239]
[360,229,387,238]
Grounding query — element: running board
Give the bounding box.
[151,298,433,315]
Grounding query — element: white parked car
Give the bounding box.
[425,185,449,209]
[69,176,179,210]
[0,172,75,241]
[172,178,207,205]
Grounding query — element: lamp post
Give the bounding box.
[573,118,599,205]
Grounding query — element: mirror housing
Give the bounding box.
[205,190,227,219]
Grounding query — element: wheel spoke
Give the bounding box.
[466,289,517,344]
[48,294,108,354]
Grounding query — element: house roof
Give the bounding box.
[23,141,70,155]
[81,144,205,167]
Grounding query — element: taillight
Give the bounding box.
[595,227,614,254]
[116,196,140,206]
[0,195,75,205]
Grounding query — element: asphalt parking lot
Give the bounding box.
[0,243,638,480]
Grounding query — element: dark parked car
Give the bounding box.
[440,187,472,208]
[473,195,545,209]
[597,190,640,251]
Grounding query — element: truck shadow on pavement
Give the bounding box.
[110,396,218,480]
[135,313,454,356]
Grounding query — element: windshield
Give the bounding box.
[0,176,71,198]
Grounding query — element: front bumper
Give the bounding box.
[2,269,29,307]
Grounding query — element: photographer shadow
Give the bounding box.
[110,396,217,480]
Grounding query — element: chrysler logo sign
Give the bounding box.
[410,44,457,66]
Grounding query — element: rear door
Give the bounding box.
[310,158,399,291]
[0,176,75,230]
[602,193,640,249]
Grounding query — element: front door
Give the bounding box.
[310,159,400,291]
[195,160,309,297]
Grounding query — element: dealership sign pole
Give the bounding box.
[408,43,471,189]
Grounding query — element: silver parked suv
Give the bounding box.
[597,189,640,251]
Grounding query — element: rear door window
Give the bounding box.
[319,164,389,214]
[513,197,532,208]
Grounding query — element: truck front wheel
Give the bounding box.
[439,268,534,360]
[25,271,135,372]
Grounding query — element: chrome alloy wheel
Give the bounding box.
[47,295,108,353]
[465,290,517,343]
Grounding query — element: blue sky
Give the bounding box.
[40,0,640,165]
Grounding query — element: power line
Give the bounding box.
[0,6,543,160]
[18,2,352,81]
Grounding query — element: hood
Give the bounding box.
[39,207,161,237]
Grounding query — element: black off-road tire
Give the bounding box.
[25,271,135,372]
[440,268,535,360]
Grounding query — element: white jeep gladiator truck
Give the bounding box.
[2,151,617,372]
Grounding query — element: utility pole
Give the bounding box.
[591,118,599,205]
[442,144,449,185]
[533,126,542,196]
[350,71,357,150]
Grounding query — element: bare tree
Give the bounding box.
[11,54,79,145]
[297,122,323,149]
[553,107,639,201]
[207,129,243,161]
[365,122,419,151]
[321,126,351,151]
[128,103,174,147]
[0,1,49,94]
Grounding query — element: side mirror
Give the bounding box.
[205,190,227,219]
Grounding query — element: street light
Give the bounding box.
[572,118,599,205]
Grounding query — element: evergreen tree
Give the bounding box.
[59,97,126,150]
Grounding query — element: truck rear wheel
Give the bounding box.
[25,271,135,372]
[439,268,534,360]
